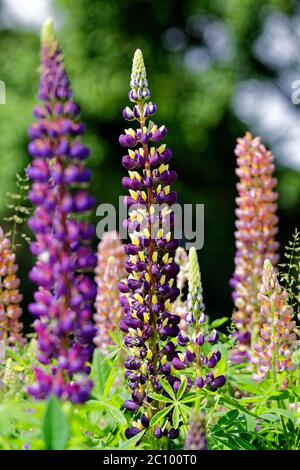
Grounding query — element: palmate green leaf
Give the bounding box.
[262,409,296,424]
[293,386,300,398]
[211,409,239,431]
[210,432,241,450]
[259,413,279,423]
[148,392,172,403]
[150,405,174,427]
[42,396,69,450]
[219,394,259,418]
[212,430,257,450]
[180,392,198,404]
[91,350,111,398]
[74,410,107,437]
[104,403,127,425]
[101,348,121,362]
[230,375,261,395]
[265,389,290,401]
[206,396,219,408]
[108,330,123,347]
[176,378,187,400]
[231,435,257,450]
[160,379,176,400]
[245,413,256,433]
[178,403,191,417]
[102,368,118,400]
[172,405,180,429]
[86,399,126,425]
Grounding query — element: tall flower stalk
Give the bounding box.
[0,227,24,346]
[252,259,298,387]
[230,132,279,363]
[173,247,189,332]
[175,248,225,391]
[94,231,126,352]
[119,49,181,439]
[27,19,96,403]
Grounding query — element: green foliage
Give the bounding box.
[0,0,298,320]
[42,396,70,450]
[0,0,299,453]
[0,321,299,450]
[279,228,300,315]
[4,169,31,251]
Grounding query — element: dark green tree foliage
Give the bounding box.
[0,0,299,320]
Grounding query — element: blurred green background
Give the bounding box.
[0,0,299,324]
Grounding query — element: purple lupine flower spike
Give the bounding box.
[27,18,97,403]
[184,410,208,450]
[176,247,225,392]
[119,49,181,438]
[230,133,279,363]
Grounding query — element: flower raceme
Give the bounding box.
[175,247,226,391]
[94,231,126,353]
[119,49,182,439]
[252,259,298,386]
[184,410,208,450]
[0,227,24,346]
[172,247,189,332]
[230,133,279,363]
[27,19,97,403]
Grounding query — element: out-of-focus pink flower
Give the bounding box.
[252,259,298,385]
[230,132,279,362]
[0,227,24,346]
[94,231,126,352]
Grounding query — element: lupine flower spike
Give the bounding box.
[94,231,127,352]
[230,133,279,363]
[27,18,97,403]
[175,247,226,391]
[184,410,208,450]
[119,49,182,439]
[172,247,189,332]
[0,227,24,346]
[252,259,298,387]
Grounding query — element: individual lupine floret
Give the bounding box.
[172,247,189,332]
[184,410,208,450]
[94,231,126,352]
[252,259,298,386]
[0,227,24,346]
[119,49,181,439]
[27,19,97,403]
[230,132,279,363]
[175,247,226,392]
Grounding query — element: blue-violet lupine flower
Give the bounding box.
[175,247,226,392]
[27,18,97,403]
[119,49,181,439]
